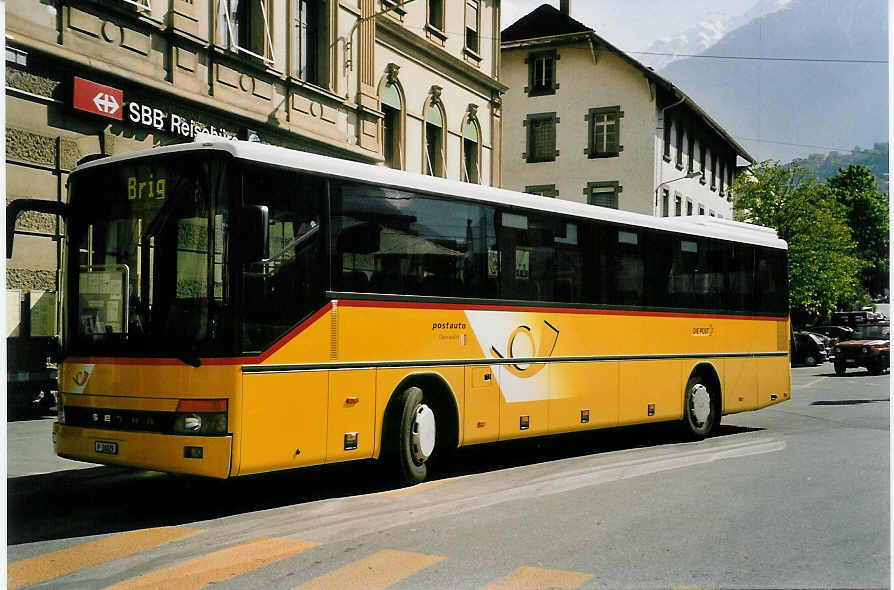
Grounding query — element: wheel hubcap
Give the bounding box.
[691,384,711,427]
[411,404,436,464]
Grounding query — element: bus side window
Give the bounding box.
[241,167,324,353]
[756,248,787,314]
[332,181,494,300]
[495,211,560,302]
[552,220,583,303]
[727,244,754,313]
[645,230,674,308]
[608,229,644,306]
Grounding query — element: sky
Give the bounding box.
[501,0,759,54]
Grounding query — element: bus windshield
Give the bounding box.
[66,153,235,361]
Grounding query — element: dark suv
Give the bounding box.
[832,322,890,376]
[791,331,828,366]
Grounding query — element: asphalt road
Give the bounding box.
[7,365,890,589]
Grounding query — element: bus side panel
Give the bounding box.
[723,357,758,414]
[464,365,500,444]
[758,356,792,407]
[548,361,619,433]
[498,364,549,440]
[239,371,328,475]
[326,369,376,463]
[618,360,683,425]
[755,318,791,408]
[373,367,465,459]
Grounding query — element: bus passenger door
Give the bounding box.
[327,369,376,462]
[464,365,500,444]
[240,372,327,475]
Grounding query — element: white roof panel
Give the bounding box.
[73,136,787,250]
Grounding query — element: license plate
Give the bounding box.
[94,440,118,455]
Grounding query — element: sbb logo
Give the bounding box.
[128,103,166,131]
[73,77,123,121]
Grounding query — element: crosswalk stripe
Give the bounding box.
[8,526,200,590]
[483,566,593,590]
[293,549,444,590]
[105,537,318,590]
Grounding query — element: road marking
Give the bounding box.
[8,526,200,590]
[293,549,444,590]
[378,478,451,497]
[106,536,317,590]
[483,566,593,589]
[796,377,824,389]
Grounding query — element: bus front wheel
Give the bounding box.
[385,386,436,485]
[682,376,717,440]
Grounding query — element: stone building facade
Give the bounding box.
[500,4,753,219]
[6,0,506,338]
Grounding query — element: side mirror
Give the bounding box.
[235,205,269,263]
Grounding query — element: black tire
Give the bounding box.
[834,362,846,376]
[681,375,717,440]
[804,354,817,367]
[383,386,436,485]
[867,362,882,376]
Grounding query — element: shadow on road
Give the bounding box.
[8,422,762,546]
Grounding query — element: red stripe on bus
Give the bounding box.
[65,302,333,367]
[63,300,785,367]
[337,299,786,322]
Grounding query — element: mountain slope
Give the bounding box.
[660,0,888,162]
[642,0,793,70]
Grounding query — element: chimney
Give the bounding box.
[560,0,571,15]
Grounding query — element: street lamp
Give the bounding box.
[654,170,703,210]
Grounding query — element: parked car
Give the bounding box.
[791,331,828,366]
[832,322,890,376]
[831,310,876,328]
[7,336,58,419]
[805,324,854,344]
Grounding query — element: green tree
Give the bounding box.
[732,161,864,324]
[826,164,889,297]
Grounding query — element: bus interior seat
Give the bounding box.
[341,270,369,292]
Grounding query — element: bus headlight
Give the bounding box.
[173,399,228,435]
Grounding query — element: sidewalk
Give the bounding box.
[8,418,93,478]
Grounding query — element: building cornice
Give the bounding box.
[6,34,382,162]
[500,31,593,51]
[376,17,507,95]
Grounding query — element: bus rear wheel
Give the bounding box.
[682,376,717,440]
[385,386,436,485]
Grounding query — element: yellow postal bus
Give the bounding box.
[7,138,790,484]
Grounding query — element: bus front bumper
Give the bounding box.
[53,423,233,478]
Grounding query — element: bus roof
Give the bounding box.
[73,136,787,250]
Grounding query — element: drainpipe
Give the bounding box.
[654,94,685,215]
